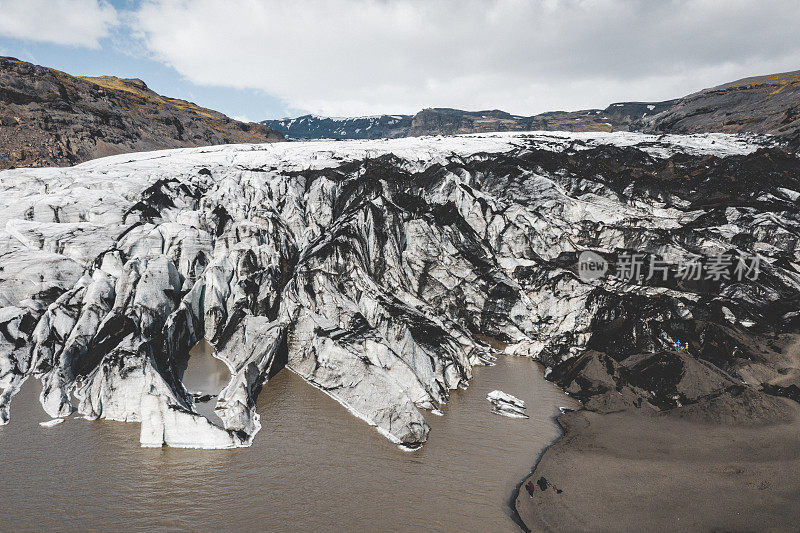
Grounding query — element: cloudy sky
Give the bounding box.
[1,0,799,120]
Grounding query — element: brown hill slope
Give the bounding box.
[638,70,800,139]
[0,57,283,169]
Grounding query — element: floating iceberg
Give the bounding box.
[487,390,529,419]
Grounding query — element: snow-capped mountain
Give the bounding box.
[262,114,412,140]
[264,70,800,147]
[261,105,669,140]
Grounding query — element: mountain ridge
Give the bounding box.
[639,69,800,137]
[261,102,666,140]
[0,57,284,169]
[263,70,800,142]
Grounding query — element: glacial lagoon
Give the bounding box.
[0,354,574,531]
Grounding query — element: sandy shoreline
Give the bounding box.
[513,330,800,532]
[515,399,800,532]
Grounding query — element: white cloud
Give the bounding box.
[0,0,118,49]
[134,0,800,117]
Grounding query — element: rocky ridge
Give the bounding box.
[263,103,673,140]
[264,70,800,144]
[641,70,800,143]
[0,131,798,449]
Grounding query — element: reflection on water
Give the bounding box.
[180,341,231,425]
[0,356,576,532]
[181,340,232,394]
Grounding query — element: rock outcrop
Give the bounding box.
[0,131,798,449]
[0,57,284,170]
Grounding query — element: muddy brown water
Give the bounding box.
[0,348,576,532]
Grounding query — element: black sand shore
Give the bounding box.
[516,403,800,532]
[516,336,800,532]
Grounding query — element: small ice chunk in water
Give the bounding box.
[39,418,64,427]
[487,390,528,419]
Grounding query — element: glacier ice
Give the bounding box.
[0,131,797,448]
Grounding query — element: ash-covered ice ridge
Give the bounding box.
[0,131,798,448]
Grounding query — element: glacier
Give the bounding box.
[0,130,798,449]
